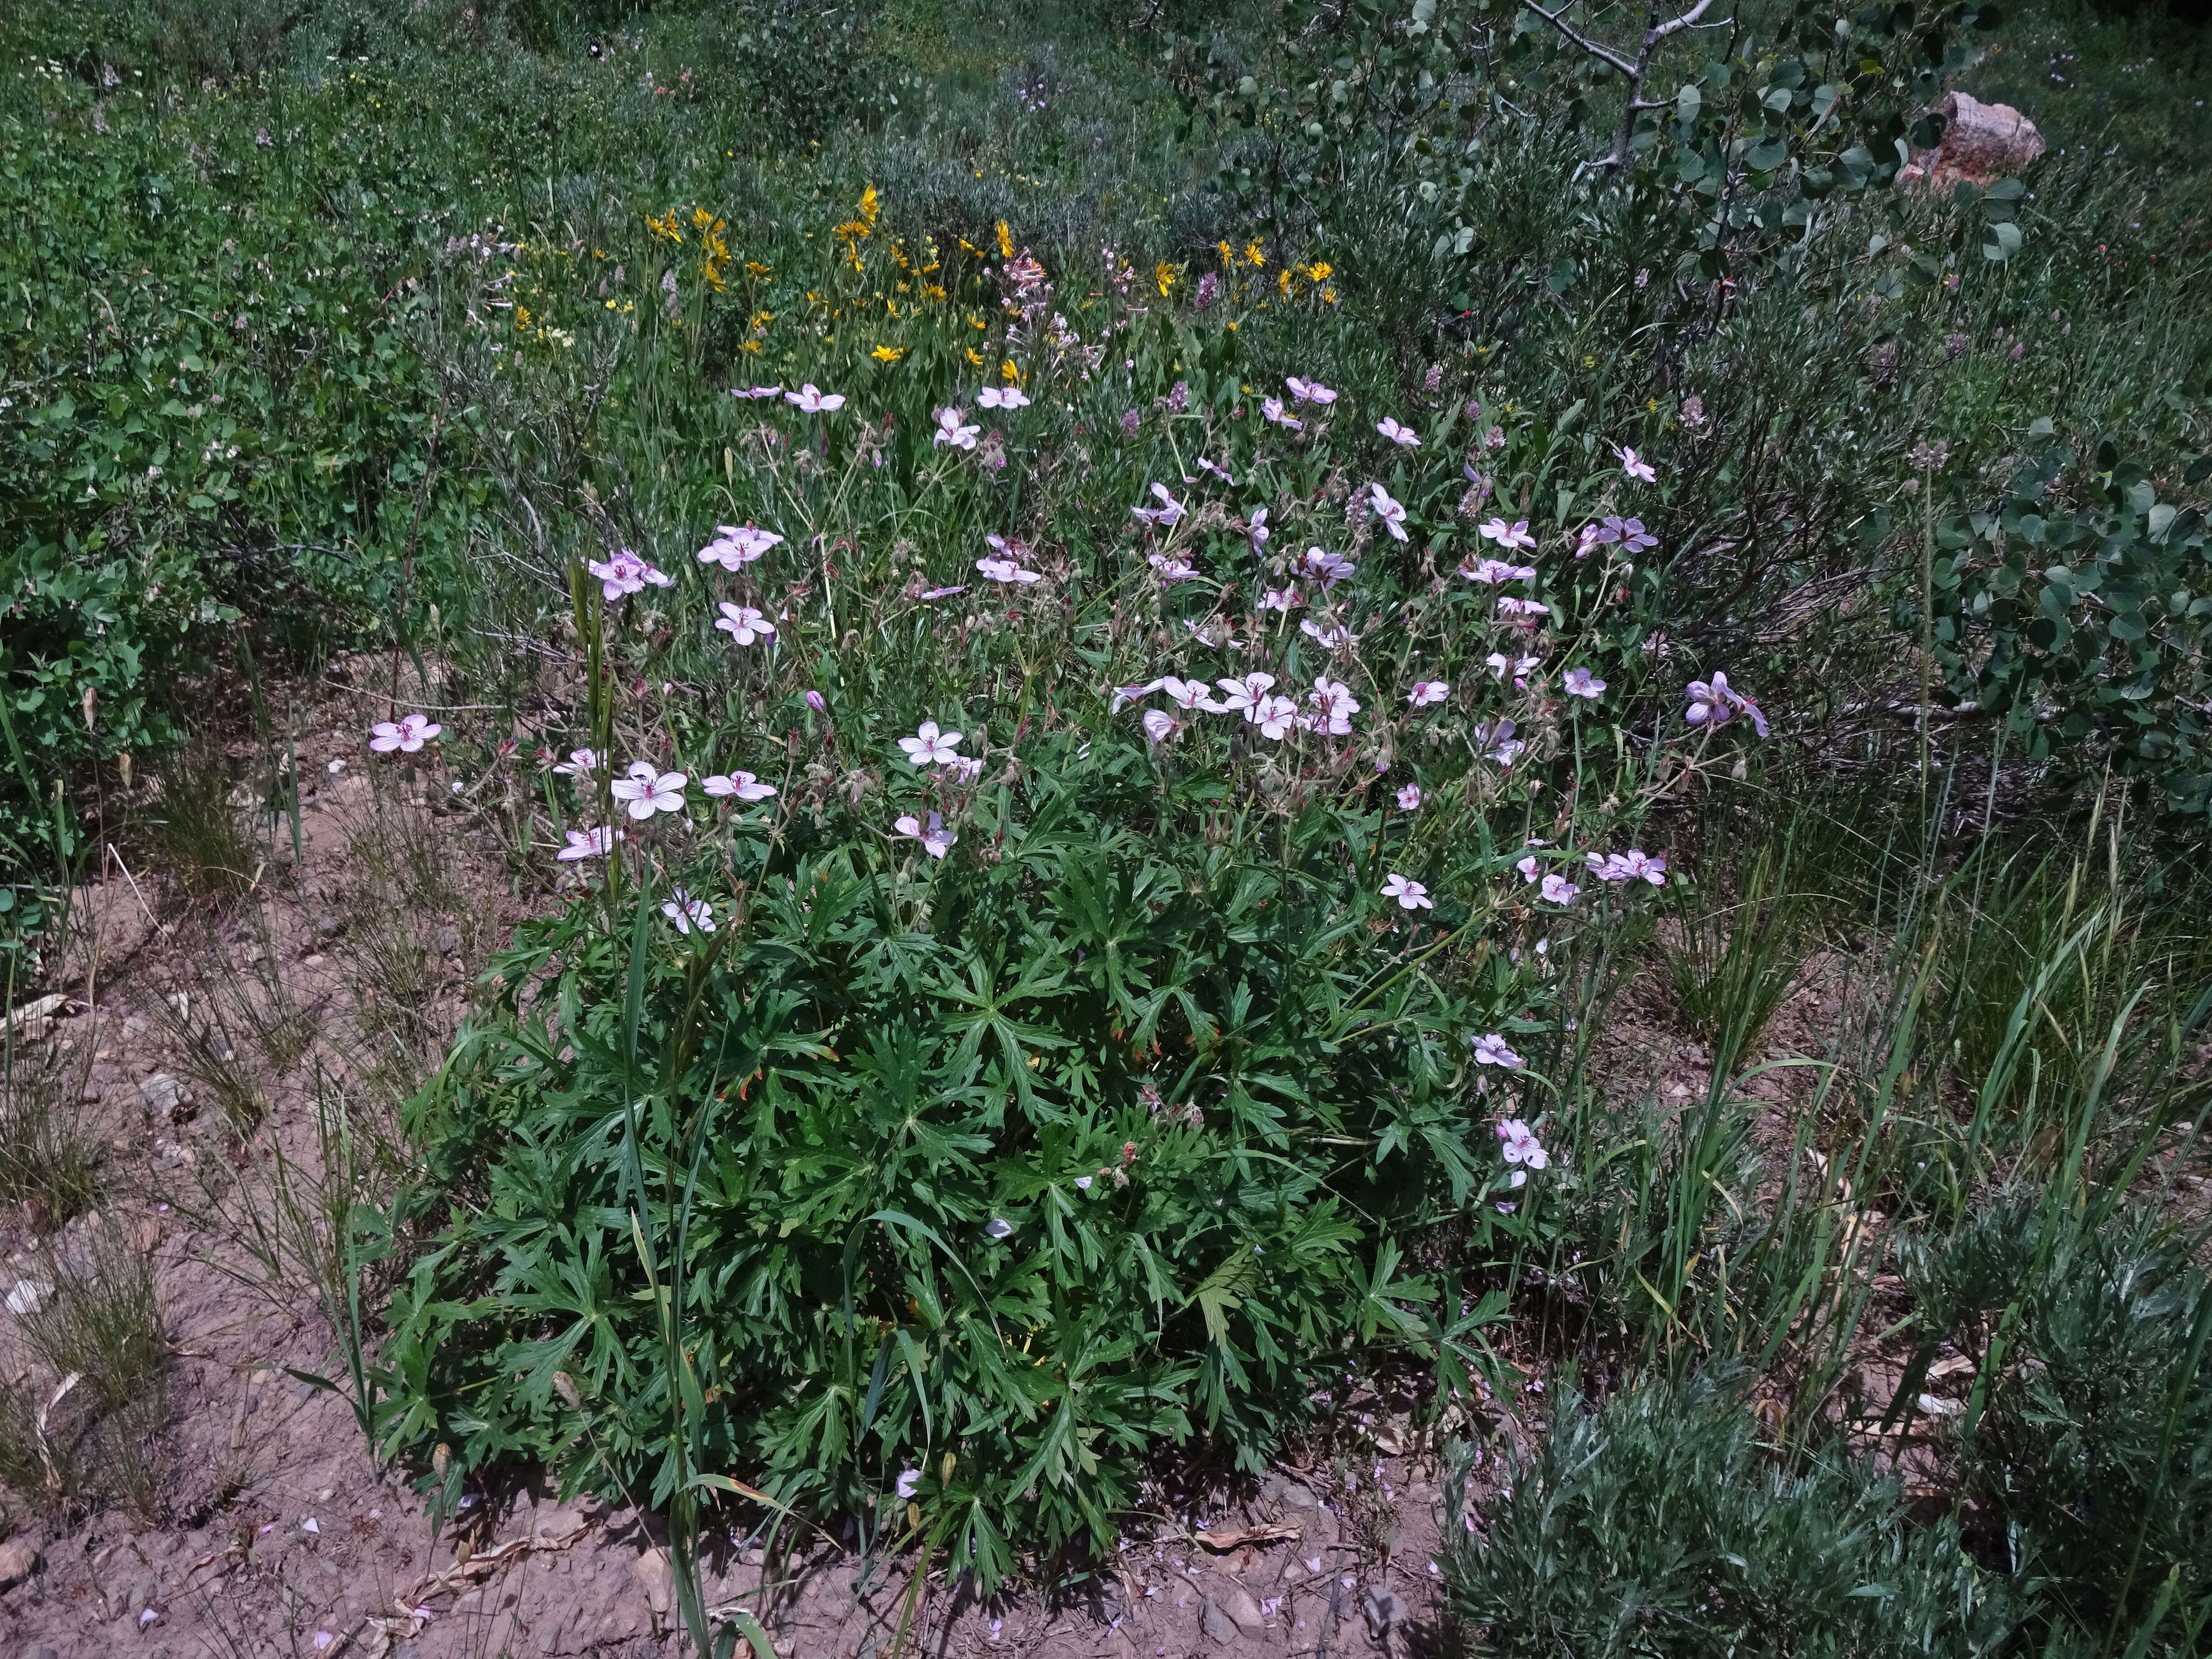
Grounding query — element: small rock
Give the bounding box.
[1200,1600,1237,1645]
[1280,1481,1317,1509]
[1364,1587,1407,1636]
[1902,90,2046,188]
[302,953,326,968]
[633,1546,674,1616]
[533,1507,585,1540]
[5,1280,52,1317]
[434,925,460,955]
[1218,1586,1266,1631]
[205,1033,236,1063]
[314,914,342,938]
[137,1073,192,1120]
[81,1080,104,1103]
[0,1534,44,1591]
[123,1015,147,1036]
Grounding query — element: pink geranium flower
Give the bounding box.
[1478,517,1536,551]
[703,771,776,801]
[610,762,687,820]
[894,811,957,859]
[1368,484,1408,542]
[587,549,674,601]
[977,385,1030,411]
[1563,666,1606,699]
[369,713,441,754]
[1615,444,1658,483]
[1381,873,1434,911]
[661,888,715,934]
[698,524,783,570]
[898,722,963,767]
[715,603,775,645]
[555,825,622,861]
[1131,483,1184,527]
[1376,416,1420,448]
[1473,1034,1523,1069]
[933,407,980,450]
[785,383,845,413]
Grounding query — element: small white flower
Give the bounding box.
[1478,517,1536,551]
[893,811,957,859]
[977,385,1031,410]
[785,383,845,413]
[552,747,598,778]
[1563,666,1606,699]
[977,556,1042,585]
[1142,709,1182,744]
[1262,397,1303,431]
[1541,873,1580,905]
[1285,375,1337,405]
[896,1468,923,1498]
[1148,550,1195,582]
[1397,783,1422,811]
[1375,415,1420,448]
[1406,680,1449,708]
[983,1217,1015,1240]
[1615,444,1657,483]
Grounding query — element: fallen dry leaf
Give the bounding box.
[1194,1523,1300,1550]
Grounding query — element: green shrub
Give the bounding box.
[1445,1368,2025,1658]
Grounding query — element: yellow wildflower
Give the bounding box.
[966,347,985,366]
[1001,356,1020,383]
[1277,267,1292,296]
[1245,240,1266,267]
[1155,261,1177,298]
[873,345,905,363]
[646,211,683,244]
[1305,260,1332,282]
[995,220,1014,259]
[745,261,771,279]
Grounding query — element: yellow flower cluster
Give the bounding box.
[692,206,732,293]
[831,184,881,272]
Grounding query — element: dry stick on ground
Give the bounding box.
[1520,0,1723,170]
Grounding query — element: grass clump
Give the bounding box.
[1447,1368,2024,1657]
